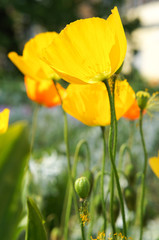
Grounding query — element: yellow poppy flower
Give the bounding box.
[0,108,10,134]
[149,152,159,178]
[62,80,135,126]
[8,32,60,81]
[24,76,66,107]
[43,7,126,84]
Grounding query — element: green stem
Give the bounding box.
[104,79,127,237]
[73,139,90,175]
[29,103,39,156]
[139,110,148,240]
[100,126,107,234]
[63,111,85,240]
[118,144,133,172]
[88,171,110,238]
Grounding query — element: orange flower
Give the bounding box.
[123,99,146,120]
[24,76,65,107]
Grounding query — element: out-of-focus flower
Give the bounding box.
[149,152,159,178]
[24,76,65,107]
[146,91,159,116]
[0,108,10,134]
[8,32,60,81]
[107,232,133,240]
[43,7,126,84]
[123,99,144,120]
[62,80,135,126]
[91,232,105,240]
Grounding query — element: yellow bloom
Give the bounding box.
[0,108,10,134]
[24,76,66,107]
[43,7,126,84]
[8,32,60,81]
[149,152,159,178]
[62,80,135,126]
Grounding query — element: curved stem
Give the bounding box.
[100,126,107,234]
[103,79,127,237]
[63,111,81,239]
[73,139,91,176]
[118,144,133,172]
[139,110,148,240]
[88,170,110,238]
[64,138,90,240]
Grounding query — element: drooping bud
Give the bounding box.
[124,186,136,211]
[75,177,90,199]
[136,91,150,110]
[125,164,136,185]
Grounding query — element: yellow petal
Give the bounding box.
[43,7,126,84]
[0,108,10,134]
[108,7,127,74]
[24,76,65,107]
[8,32,60,81]
[62,79,135,126]
[149,155,159,178]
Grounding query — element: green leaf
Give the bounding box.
[25,197,47,240]
[0,121,30,240]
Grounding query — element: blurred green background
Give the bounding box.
[0,0,159,239]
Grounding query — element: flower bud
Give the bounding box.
[136,91,150,110]
[124,186,136,211]
[125,164,136,185]
[75,177,90,199]
[82,170,94,196]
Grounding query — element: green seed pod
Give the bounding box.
[136,91,150,110]
[75,177,90,199]
[82,170,94,196]
[124,186,136,211]
[125,164,136,185]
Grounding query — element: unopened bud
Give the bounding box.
[75,177,90,199]
[136,91,150,110]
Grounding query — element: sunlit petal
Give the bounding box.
[8,32,60,81]
[43,7,126,84]
[0,109,10,134]
[62,80,135,126]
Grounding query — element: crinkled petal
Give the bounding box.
[62,80,135,126]
[43,7,126,84]
[0,108,10,134]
